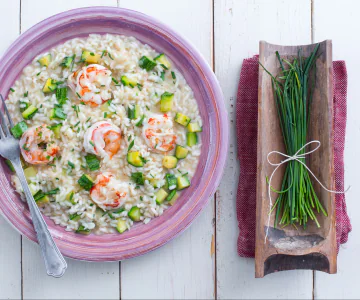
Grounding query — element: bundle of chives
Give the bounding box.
[260,44,327,229]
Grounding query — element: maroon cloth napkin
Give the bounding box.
[236,56,352,258]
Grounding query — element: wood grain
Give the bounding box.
[0,1,22,299]
[256,40,336,277]
[215,0,313,298]
[313,0,359,298]
[119,1,215,299]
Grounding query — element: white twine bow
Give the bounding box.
[265,140,350,242]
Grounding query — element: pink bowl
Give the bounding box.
[0,7,228,261]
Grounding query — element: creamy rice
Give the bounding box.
[7,34,202,234]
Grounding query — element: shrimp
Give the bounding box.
[68,64,112,107]
[142,112,177,152]
[90,172,129,211]
[84,121,121,159]
[20,124,59,165]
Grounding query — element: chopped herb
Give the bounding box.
[10,88,15,92]
[22,144,30,151]
[77,127,80,133]
[146,105,150,111]
[154,144,158,149]
[71,105,79,117]
[160,64,168,70]
[128,139,135,152]
[89,141,95,147]
[80,101,86,105]
[112,77,119,84]
[101,50,107,58]
[90,52,95,56]
[86,117,91,123]
[36,72,41,76]
[140,196,143,201]
[24,91,28,97]
[104,112,107,118]
[46,188,60,195]
[127,135,132,142]
[68,161,75,169]
[171,71,176,80]
[150,174,154,178]
[135,115,145,127]
[131,172,145,185]
[48,163,56,167]
[55,87,68,106]
[108,52,114,60]
[74,121,80,127]
[56,177,59,181]
[40,104,43,108]
[76,92,81,98]
[137,83,143,91]
[135,185,140,189]
[139,156,148,164]
[46,155,50,160]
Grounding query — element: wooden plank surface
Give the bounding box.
[119,1,215,299]
[0,1,22,299]
[20,1,120,300]
[214,0,314,298]
[313,0,358,298]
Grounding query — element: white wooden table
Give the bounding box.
[0,0,357,299]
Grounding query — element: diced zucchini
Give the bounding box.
[49,123,62,139]
[128,104,140,120]
[121,75,137,88]
[166,190,177,202]
[28,183,39,196]
[38,54,51,67]
[75,225,91,235]
[24,167,37,183]
[168,191,179,205]
[174,112,191,126]
[5,159,15,172]
[81,50,100,64]
[49,107,66,120]
[66,191,76,205]
[69,213,81,221]
[162,156,178,169]
[11,121,28,139]
[187,122,202,132]
[149,178,162,188]
[160,92,174,112]
[78,174,94,191]
[127,151,144,167]
[85,154,100,171]
[186,132,198,146]
[131,172,145,185]
[154,53,171,69]
[100,101,114,116]
[175,145,189,159]
[43,78,57,93]
[165,174,177,190]
[139,56,156,71]
[55,87,68,106]
[116,219,127,233]
[19,101,29,113]
[33,190,49,206]
[60,55,75,68]
[128,206,141,222]
[22,105,38,120]
[177,175,191,190]
[155,188,168,205]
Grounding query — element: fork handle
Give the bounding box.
[12,158,67,278]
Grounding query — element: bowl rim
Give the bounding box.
[0,6,229,261]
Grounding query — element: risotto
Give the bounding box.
[6,34,202,235]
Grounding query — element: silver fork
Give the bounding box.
[0,94,67,278]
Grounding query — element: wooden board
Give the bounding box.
[215,0,313,298]
[0,1,22,299]
[256,40,336,277]
[313,0,359,298]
